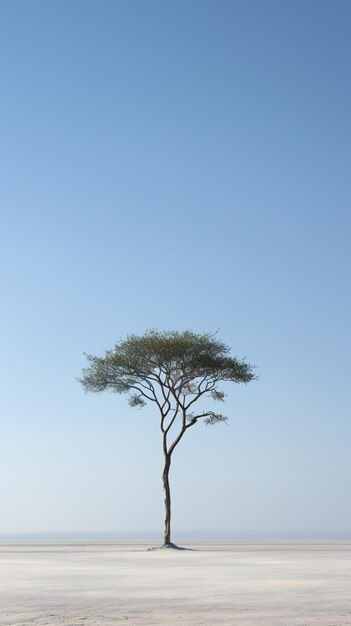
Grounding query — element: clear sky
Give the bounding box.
[1,0,350,537]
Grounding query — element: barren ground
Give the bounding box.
[0,542,350,625]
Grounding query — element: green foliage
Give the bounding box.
[128,394,147,409]
[203,412,229,426]
[78,329,256,427]
[210,389,226,402]
[186,411,228,426]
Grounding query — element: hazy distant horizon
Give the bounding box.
[1,529,351,542]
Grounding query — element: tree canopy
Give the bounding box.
[80,329,255,426]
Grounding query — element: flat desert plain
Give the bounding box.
[0,542,350,625]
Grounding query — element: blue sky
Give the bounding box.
[1,0,350,536]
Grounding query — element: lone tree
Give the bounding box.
[79,330,255,547]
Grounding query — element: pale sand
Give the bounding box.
[0,542,350,625]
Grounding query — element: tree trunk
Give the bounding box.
[162,454,171,545]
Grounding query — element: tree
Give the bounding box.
[78,330,255,547]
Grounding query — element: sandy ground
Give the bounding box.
[0,542,350,626]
